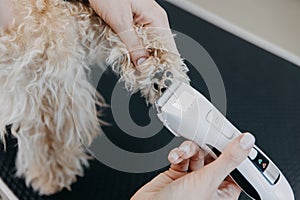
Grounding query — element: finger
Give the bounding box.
[218,178,242,199]
[177,141,200,160]
[0,0,14,29]
[131,0,169,27]
[169,141,205,172]
[168,148,183,164]
[116,27,149,66]
[189,150,205,171]
[109,9,149,66]
[204,153,215,165]
[204,133,255,189]
[171,159,190,173]
[99,6,149,66]
[131,0,179,56]
[168,141,200,164]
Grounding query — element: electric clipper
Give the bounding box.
[155,80,294,200]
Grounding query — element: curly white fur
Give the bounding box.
[0,0,189,195]
[106,26,190,104]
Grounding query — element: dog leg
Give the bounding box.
[0,1,105,194]
[104,26,190,104]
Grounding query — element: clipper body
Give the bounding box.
[155,81,294,200]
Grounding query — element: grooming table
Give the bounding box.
[0,1,299,199]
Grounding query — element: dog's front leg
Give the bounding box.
[12,115,90,195]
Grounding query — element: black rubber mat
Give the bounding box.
[1,1,299,199]
[0,131,42,200]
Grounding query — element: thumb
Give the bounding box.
[131,169,185,199]
[113,20,149,67]
[204,133,255,189]
[88,0,149,66]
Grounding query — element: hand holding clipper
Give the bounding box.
[155,80,294,200]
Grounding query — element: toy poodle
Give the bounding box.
[0,0,189,195]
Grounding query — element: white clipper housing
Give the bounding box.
[155,81,294,200]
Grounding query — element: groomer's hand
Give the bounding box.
[0,0,14,29]
[131,133,255,200]
[89,0,178,66]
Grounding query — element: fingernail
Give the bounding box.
[179,144,191,154]
[239,133,255,150]
[170,152,179,162]
[137,57,147,66]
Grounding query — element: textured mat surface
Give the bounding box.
[1,1,300,200]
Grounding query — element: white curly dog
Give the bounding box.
[0,0,189,195]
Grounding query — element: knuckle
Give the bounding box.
[157,7,168,18]
[181,140,193,147]
[150,2,168,21]
[112,17,132,32]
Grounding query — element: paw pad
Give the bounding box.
[151,67,174,96]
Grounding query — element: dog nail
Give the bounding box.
[137,57,147,66]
